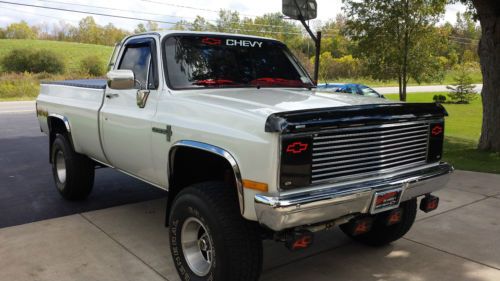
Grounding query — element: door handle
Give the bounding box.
[106,93,119,99]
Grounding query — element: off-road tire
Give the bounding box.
[340,198,417,247]
[169,182,263,281]
[51,134,95,200]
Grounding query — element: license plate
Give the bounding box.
[371,188,403,214]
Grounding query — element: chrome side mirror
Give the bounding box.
[107,70,135,90]
[137,89,150,108]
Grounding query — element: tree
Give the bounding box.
[134,23,147,34]
[457,0,500,151]
[343,0,448,101]
[77,16,100,44]
[5,21,37,39]
[447,63,478,103]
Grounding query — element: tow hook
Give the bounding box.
[283,230,314,251]
[420,194,440,213]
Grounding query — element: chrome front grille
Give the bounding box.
[311,122,430,184]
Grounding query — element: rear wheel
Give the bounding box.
[51,134,95,200]
[340,199,417,247]
[169,182,263,281]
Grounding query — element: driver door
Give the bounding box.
[100,36,160,184]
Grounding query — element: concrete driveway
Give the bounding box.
[1,173,499,281]
[1,101,499,281]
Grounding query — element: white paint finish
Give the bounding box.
[35,31,421,221]
[36,84,108,163]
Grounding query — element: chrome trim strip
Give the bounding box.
[313,138,427,157]
[312,158,427,179]
[169,140,245,215]
[313,134,428,151]
[48,113,71,132]
[313,120,435,134]
[314,124,429,140]
[313,146,426,166]
[314,130,428,146]
[312,152,427,173]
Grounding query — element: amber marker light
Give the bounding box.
[243,180,268,192]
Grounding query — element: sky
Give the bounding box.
[0,0,467,31]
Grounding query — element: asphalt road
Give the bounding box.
[0,101,167,228]
[373,84,483,94]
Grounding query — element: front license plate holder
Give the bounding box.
[370,188,404,214]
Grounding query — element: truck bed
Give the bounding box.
[37,79,107,163]
[41,79,107,90]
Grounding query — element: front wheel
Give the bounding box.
[169,182,263,281]
[340,198,417,247]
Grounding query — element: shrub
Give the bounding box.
[0,72,39,100]
[79,55,106,76]
[447,64,478,104]
[314,52,362,80]
[0,49,65,74]
[433,94,447,104]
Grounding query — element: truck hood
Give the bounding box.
[175,88,395,117]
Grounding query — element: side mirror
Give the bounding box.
[282,0,317,21]
[107,70,135,90]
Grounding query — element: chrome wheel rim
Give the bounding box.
[55,150,66,184]
[181,217,213,276]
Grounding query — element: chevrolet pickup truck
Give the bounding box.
[36,31,453,281]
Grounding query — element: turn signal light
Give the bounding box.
[243,180,268,192]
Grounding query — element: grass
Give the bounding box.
[0,39,112,101]
[385,92,500,174]
[0,39,113,74]
[327,68,483,87]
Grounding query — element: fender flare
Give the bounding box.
[48,113,71,133]
[168,140,245,215]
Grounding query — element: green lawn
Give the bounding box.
[0,39,113,74]
[327,68,483,87]
[0,40,113,101]
[385,92,500,174]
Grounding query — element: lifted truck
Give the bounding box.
[36,31,453,281]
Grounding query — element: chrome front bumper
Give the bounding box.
[255,162,453,231]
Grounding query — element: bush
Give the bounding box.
[314,52,362,81]
[0,49,65,74]
[433,94,447,104]
[0,72,39,100]
[79,55,106,76]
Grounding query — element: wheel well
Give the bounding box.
[166,146,238,225]
[48,117,71,163]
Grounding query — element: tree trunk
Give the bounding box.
[474,0,500,151]
[398,74,404,101]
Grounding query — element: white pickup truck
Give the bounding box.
[36,31,453,281]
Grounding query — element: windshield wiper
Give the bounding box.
[250,77,308,87]
[193,79,240,87]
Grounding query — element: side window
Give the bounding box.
[119,43,157,90]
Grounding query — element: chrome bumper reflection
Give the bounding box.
[255,162,453,231]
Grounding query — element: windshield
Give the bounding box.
[360,85,380,97]
[164,35,313,89]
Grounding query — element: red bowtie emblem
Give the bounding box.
[286,142,309,154]
[431,125,443,136]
